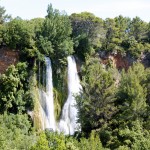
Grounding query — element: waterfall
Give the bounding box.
[39,57,56,131]
[58,56,82,135]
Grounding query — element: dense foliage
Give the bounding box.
[70,12,104,60]
[76,57,117,133]
[0,3,150,150]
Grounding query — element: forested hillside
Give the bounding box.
[0,4,150,150]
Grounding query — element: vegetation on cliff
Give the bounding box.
[0,3,150,150]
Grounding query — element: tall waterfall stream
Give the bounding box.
[38,56,82,135]
[39,57,56,131]
[58,56,82,135]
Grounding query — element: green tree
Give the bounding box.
[76,57,117,133]
[39,4,73,61]
[102,16,131,54]
[25,18,45,60]
[116,63,147,121]
[0,62,33,113]
[129,16,147,41]
[31,132,50,150]
[3,18,35,50]
[70,12,104,59]
[45,130,66,150]
[118,120,150,150]
[0,113,35,150]
[0,6,11,46]
[0,6,11,24]
[100,63,149,149]
[78,131,104,150]
[143,68,150,131]
[101,119,150,149]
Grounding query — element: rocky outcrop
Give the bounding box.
[99,51,150,70]
[108,53,134,71]
[0,48,19,74]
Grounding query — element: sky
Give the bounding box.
[1,0,150,22]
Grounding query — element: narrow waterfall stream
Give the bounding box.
[39,57,56,131]
[58,56,82,135]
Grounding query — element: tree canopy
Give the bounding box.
[0,3,150,150]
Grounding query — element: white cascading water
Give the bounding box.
[39,57,56,131]
[58,56,82,135]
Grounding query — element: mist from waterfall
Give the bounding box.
[39,57,56,131]
[58,56,82,135]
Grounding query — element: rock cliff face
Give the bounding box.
[99,52,150,70]
[108,53,133,71]
[0,48,19,74]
